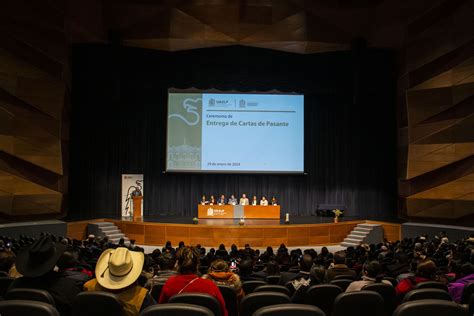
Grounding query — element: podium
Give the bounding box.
[132,196,143,222]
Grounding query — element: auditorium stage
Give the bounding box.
[67,216,402,248]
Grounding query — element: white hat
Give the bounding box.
[95,248,144,290]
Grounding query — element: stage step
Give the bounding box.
[88,222,130,245]
[340,222,383,248]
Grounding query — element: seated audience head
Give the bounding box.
[266,260,280,275]
[334,251,347,265]
[416,260,437,279]
[15,235,66,277]
[363,260,382,278]
[310,265,326,284]
[238,259,254,275]
[300,254,314,272]
[176,246,200,274]
[209,259,229,273]
[95,247,144,290]
[158,252,176,271]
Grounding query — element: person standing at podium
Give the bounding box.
[217,194,226,205]
[260,196,269,206]
[251,195,258,206]
[240,194,249,206]
[228,195,237,205]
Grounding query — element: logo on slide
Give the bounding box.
[168,98,201,126]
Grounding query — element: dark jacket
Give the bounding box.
[9,271,82,316]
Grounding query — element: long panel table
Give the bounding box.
[198,204,280,219]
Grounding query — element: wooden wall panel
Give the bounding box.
[70,220,401,248]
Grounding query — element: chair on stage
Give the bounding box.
[169,292,221,316]
[253,304,326,316]
[139,303,213,316]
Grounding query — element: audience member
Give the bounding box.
[203,259,244,300]
[395,260,438,300]
[345,260,392,292]
[448,262,474,302]
[9,236,82,316]
[326,251,356,282]
[158,246,228,316]
[84,247,155,316]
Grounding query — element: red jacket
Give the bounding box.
[159,273,228,316]
[395,276,430,299]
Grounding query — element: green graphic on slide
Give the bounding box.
[167,93,202,170]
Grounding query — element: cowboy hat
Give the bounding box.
[15,236,67,277]
[96,247,144,290]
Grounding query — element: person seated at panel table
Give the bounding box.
[271,196,278,205]
[200,195,208,205]
[217,194,226,205]
[228,194,237,205]
[240,193,249,206]
[209,195,216,205]
[260,196,269,206]
[251,195,258,206]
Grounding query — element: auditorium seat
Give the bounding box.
[5,288,56,306]
[330,279,353,292]
[362,283,396,316]
[72,291,123,316]
[253,304,326,316]
[265,275,281,285]
[242,280,267,294]
[393,299,467,316]
[254,285,290,296]
[334,274,356,281]
[0,277,14,297]
[402,288,453,303]
[332,290,384,316]
[414,281,448,291]
[383,277,397,286]
[240,292,291,316]
[150,282,165,301]
[460,282,474,304]
[139,303,214,316]
[0,300,59,316]
[218,285,238,316]
[469,292,474,316]
[169,292,221,316]
[303,284,342,316]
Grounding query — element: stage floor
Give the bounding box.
[121,215,362,226]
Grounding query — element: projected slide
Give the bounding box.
[166,92,304,173]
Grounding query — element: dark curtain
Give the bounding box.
[68,44,397,220]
